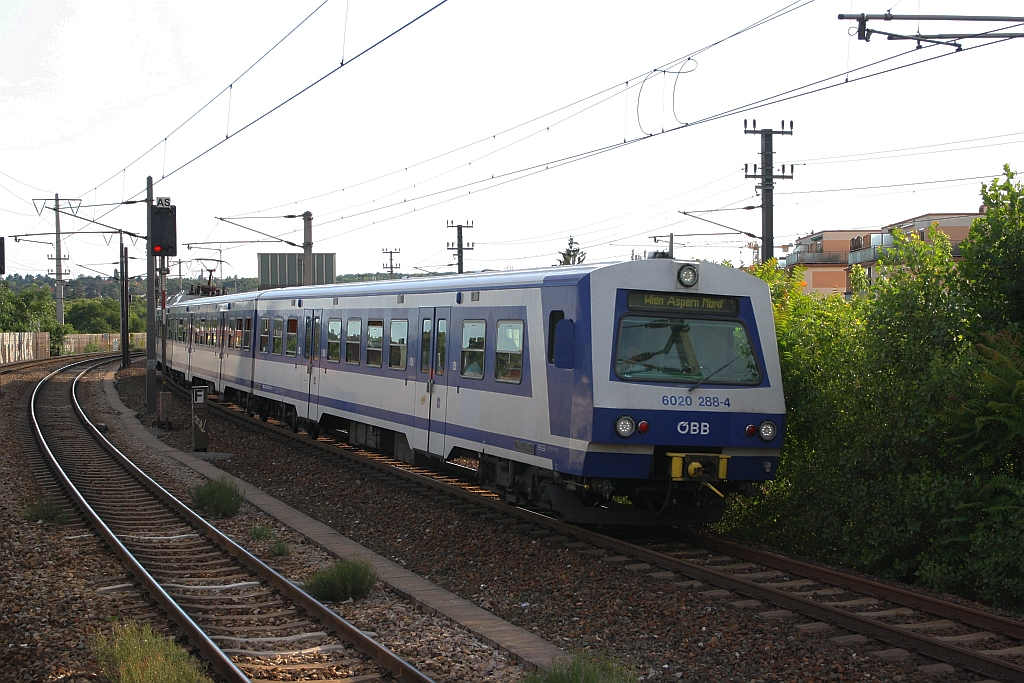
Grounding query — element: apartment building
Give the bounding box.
[783,210,983,295]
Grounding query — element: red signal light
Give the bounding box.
[153,244,162,253]
[745,424,757,437]
[637,420,649,434]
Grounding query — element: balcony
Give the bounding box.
[784,251,848,267]
[848,245,887,265]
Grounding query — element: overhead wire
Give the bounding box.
[776,174,996,195]
[86,0,450,234]
[79,0,336,201]
[788,130,1024,166]
[306,23,1019,251]
[233,0,817,219]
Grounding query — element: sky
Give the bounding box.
[2,0,1022,281]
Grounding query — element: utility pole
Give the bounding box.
[447,220,474,274]
[120,236,130,369]
[146,176,157,415]
[302,211,313,286]
[160,254,168,387]
[382,248,401,278]
[38,194,77,326]
[744,119,794,264]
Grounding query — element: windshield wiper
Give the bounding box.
[688,355,744,393]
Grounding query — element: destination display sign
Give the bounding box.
[627,290,739,316]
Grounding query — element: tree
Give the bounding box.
[65,297,121,333]
[554,236,586,266]
[959,165,1024,333]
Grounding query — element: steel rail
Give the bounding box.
[31,359,251,682]
[563,528,1024,681]
[168,380,1024,680]
[681,531,1024,641]
[75,360,435,683]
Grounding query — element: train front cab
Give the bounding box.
[537,260,786,526]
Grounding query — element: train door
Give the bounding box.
[217,311,227,387]
[303,309,324,421]
[186,312,195,381]
[412,306,451,457]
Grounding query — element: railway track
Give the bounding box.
[32,358,435,683]
[164,376,1024,681]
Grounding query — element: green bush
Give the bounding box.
[523,652,635,683]
[84,341,101,353]
[268,540,290,557]
[305,558,378,601]
[22,497,69,525]
[721,179,1024,612]
[249,525,273,541]
[190,476,244,517]
[92,622,212,683]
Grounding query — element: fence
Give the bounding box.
[0,332,148,363]
[62,333,146,355]
[0,332,50,363]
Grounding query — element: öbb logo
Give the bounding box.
[677,421,710,435]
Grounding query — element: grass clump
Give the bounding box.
[524,652,635,683]
[92,622,212,683]
[22,497,69,525]
[305,558,378,601]
[249,524,274,541]
[190,476,244,518]
[268,539,290,557]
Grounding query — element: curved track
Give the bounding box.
[31,358,435,683]
[179,379,1024,681]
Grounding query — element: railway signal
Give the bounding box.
[151,202,177,257]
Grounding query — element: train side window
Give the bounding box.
[547,310,564,364]
[460,320,485,379]
[366,320,384,368]
[243,317,252,350]
[435,319,446,376]
[313,316,321,360]
[259,318,270,353]
[389,319,408,369]
[495,320,524,384]
[345,318,361,364]
[420,319,432,373]
[272,317,285,355]
[327,318,342,362]
[304,316,313,358]
[200,318,207,345]
[227,317,235,348]
[235,318,244,349]
[285,317,298,356]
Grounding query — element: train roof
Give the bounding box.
[168,259,762,309]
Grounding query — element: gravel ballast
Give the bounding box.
[1,363,182,682]
[82,364,525,682]
[106,361,1011,682]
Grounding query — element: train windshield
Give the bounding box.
[615,315,760,384]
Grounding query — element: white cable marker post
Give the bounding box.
[192,385,209,452]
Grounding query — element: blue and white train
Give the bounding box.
[162,258,785,525]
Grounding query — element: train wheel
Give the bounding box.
[307,422,320,440]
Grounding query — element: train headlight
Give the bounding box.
[757,420,778,442]
[677,264,699,287]
[636,420,650,434]
[744,424,757,437]
[615,415,636,438]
